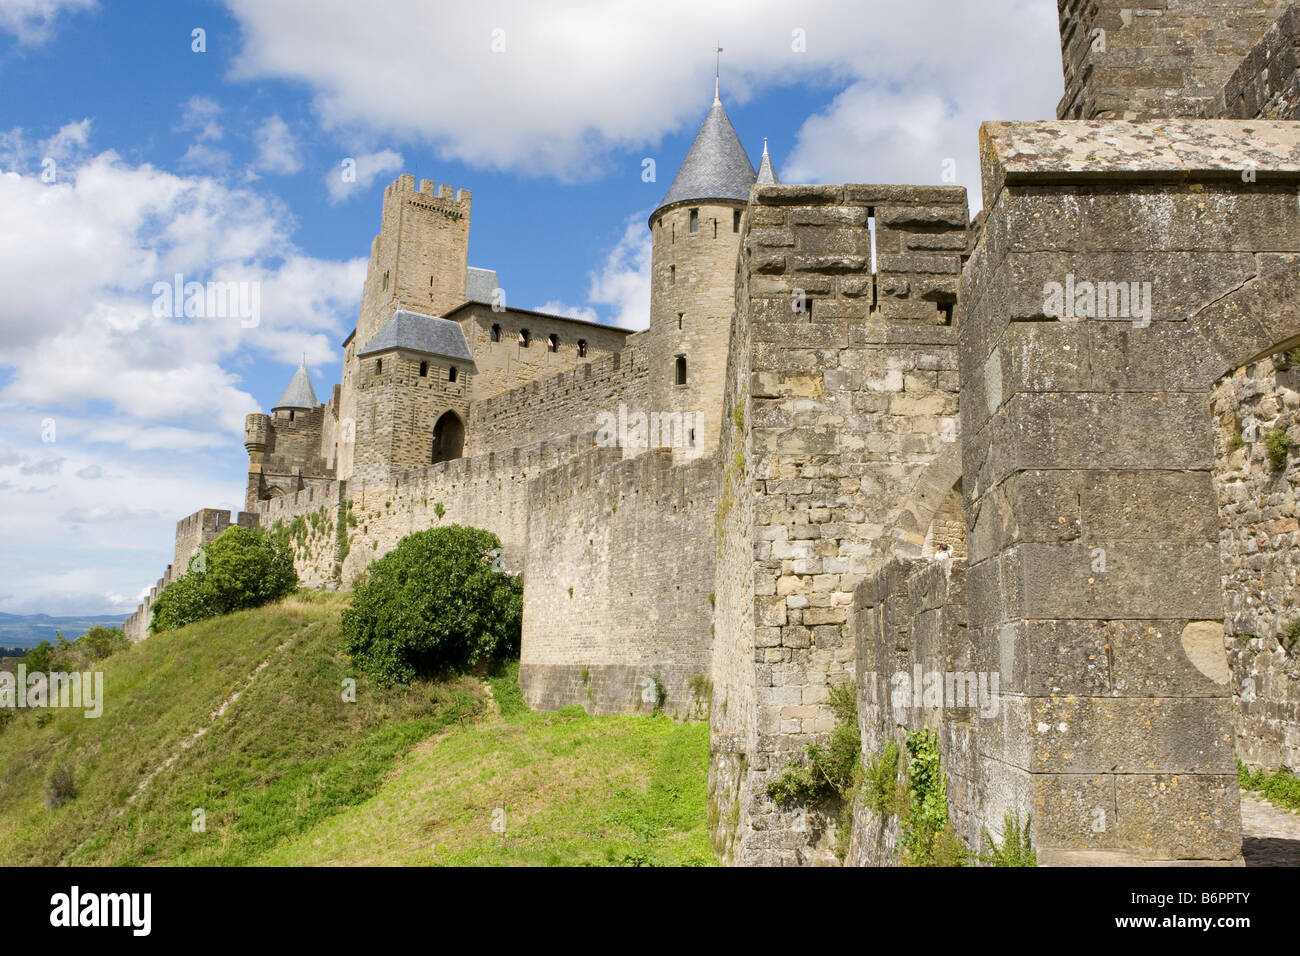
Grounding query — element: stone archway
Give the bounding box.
[887,441,964,561]
[432,410,465,464]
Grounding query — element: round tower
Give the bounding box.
[647,90,769,457]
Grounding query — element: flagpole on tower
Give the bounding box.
[714,42,723,104]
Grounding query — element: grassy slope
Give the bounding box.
[0,593,714,866]
[259,664,714,866]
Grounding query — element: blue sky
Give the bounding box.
[0,0,1063,615]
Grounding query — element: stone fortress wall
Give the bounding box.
[122,0,1300,866]
[1212,357,1300,771]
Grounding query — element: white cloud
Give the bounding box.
[179,95,224,142]
[0,0,93,44]
[60,504,162,524]
[223,0,1062,197]
[537,211,652,331]
[325,148,403,203]
[0,136,363,435]
[253,114,301,175]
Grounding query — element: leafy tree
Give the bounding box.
[151,526,297,633]
[343,525,522,686]
[23,641,54,672]
[79,625,129,662]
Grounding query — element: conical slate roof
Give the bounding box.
[654,98,756,218]
[272,361,318,412]
[756,139,780,185]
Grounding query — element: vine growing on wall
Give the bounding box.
[899,728,966,867]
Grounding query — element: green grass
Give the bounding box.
[1239,761,1300,812]
[260,660,715,866]
[0,594,714,866]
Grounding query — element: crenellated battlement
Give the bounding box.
[385,174,472,217]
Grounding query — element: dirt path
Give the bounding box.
[1241,792,1300,866]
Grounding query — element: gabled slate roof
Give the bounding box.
[358,309,474,363]
[654,98,757,216]
[272,361,319,411]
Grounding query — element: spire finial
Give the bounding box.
[714,43,723,104]
[763,136,769,156]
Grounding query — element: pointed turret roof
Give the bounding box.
[756,138,780,185]
[654,96,756,219]
[272,360,319,412]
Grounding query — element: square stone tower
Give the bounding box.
[337,176,472,479]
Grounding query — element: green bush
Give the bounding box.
[78,625,129,662]
[765,681,860,806]
[150,526,297,633]
[23,625,130,673]
[1266,428,1290,472]
[342,525,523,686]
[863,739,903,817]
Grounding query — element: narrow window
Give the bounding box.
[449,365,458,382]
[288,410,295,422]
[490,323,501,342]
[382,270,389,291]
[938,302,955,325]
[519,328,530,347]
[677,312,684,330]
[733,209,741,232]
[548,334,559,352]
[688,428,696,447]
[419,361,428,377]
[577,339,587,357]
[429,276,434,286]
[689,208,699,233]
[671,222,675,243]
[867,206,877,277]
[675,355,687,385]
[669,264,675,285]
[713,218,717,238]
[375,358,382,373]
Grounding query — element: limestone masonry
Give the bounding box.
[125,1,1300,866]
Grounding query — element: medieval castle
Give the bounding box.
[123,1,1300,865]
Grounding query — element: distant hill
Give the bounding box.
[0,613,126,649]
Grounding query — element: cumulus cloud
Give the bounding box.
[19,455,62,475]
[0,0,93,44]
[223,0,1062,201]
[60,504,161,524]
[75,463,103,479]
[325,148,403,203]
[0,144,364,434]
[253,114,301,175]
[538,211,652,330]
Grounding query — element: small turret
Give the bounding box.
[244,413,270,455]
[646,87,758,458]
[272,360,319,414]
[756,138,780,185]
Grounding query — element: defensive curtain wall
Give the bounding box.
[708,182,970,865]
